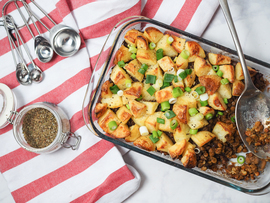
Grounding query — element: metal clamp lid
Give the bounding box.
[61,132,81,150]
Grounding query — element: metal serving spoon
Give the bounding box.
[219,0,270,159]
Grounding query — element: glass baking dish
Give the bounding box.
[82,16,270,195]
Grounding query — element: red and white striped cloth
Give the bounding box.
[0,0,219,202]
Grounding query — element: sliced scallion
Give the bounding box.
[141,63,149,71]
[145,75,157,84]
[185,87,191,92]
[131,53,136,59]
[118,60,125,67]
[221,78,230,85]
[185,69,192,75]
[200,100,208,107]
[189,108,198,116]
[164,73,175,83]
[217,70,223,77]
[147,86,156,96]
[129,46,137,53]
[150,134,159,143]
[164,110,176,119]
[224,98,228,104]
[110,85,120,94]
[126,104,130,110]
[149,42,156,50]
[108,121,118,131]
[161,101,170,111]
[237,156,245,164]
[179,71,187,80]
[170,119,179,130]
[195,86,206,95]
[136,95,143,101]
[157,118,165,124]
[172,87,183,98]
[180,50,190,59]
[126,79,132,88]
[156,48,164,60]
[189,129,198,135]
[167,36,174,44]
[212,65,219,72]
[205,113,213,120]
[138,68,146,75]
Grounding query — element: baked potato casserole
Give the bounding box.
[94,27,267,181]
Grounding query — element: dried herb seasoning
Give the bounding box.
[22,108,58,148]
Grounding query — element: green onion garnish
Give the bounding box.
[118,60,125,67]
[212,65,219,72]
[147,86,156,96]
[164,110,176,119]
[131,53,136,59]
[110,85,120,94]
[164,73,175,83]
[237,156,245,164]
[217,70,223,77]
[157,118,165,124]
[145,75,157,84]
[161,82,170,89]
[172,87,183,98]
[136,95,143,101]
[126,104,130,110]
[167,36,174,44]
[129,46,137,53]
[149,42,156,50]
[150,134,159,143]
[205,113,213,120]
[152,131,158,138]
[189,129,198,135]
[138,68,146,75]
[195,86,206,95]
[185,87,191,92]
[141,63,149,71]
[156,48,164,60]
[126,79,132,88]
[194,113,204,121]
[179,71,187,80]
[200,100,208,107]
[223,98,228,104]
[180,50,190,59]
[217,111,224,116]
[170,119,178,130]
[108,121,118,131]
[161,101,170,111]
[185,69,192,75]
[157,130,162,137]
[174,75,178,83]
[221,78,229,85]
[189,108,198,116]
[231,116,236,123]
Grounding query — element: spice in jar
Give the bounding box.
[22,108,58,148]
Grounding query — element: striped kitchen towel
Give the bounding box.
[0,0,218,202]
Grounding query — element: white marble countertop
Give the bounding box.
[1,0,270,202]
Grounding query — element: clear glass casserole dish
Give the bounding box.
[82,16,270,194]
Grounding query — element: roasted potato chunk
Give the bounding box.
[159,113,174,132]
[219,65,235,83]
[112,124,131,138]
[185,41,205,62]
[124,59,144,82]
[122,96,129,105]
[142,83,156,101]
[145,63,163,80]
[132,115,149,126]
[232,79,245,96]
[208,53,231,65]
[184,69,196,88]
[181,142,196,168]
[95,103,107,118]
[198,106,215,116]
[169,139,187,159]
[143,27,164,43]
[137,49,157,66]
[199,75,221,95]
[134,135,155,151]
[110,65,132,90]
[129,99,147,118]
[175,55,189,70]
[208,92,227,111]
[171,36,186,53]
[155,34,178,57]
[156,133,174,153]
[172,77,185,90]
[136,35,149,50]
[188,116,208,130]
[101,80,113,98]
[194,57,212,77]
[235,62,257,80]
[141,101,159,115]
[175,92,197,108]
[124,29,143,46]
[173,123,191,143]
[125,124,141,142]
[123,82,143,100]
[191,131,216,147]
[173,104,189,124]
[101,94,123,108]
[218,83,232,99]
[155,86,173,103]
[145,112,161,133]
[157,56,175,72]
[212,122,233,143]
[116,106,132,124]
[98,109,121,134]
[114,45,132,65]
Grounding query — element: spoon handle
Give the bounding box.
[219,0,256,90]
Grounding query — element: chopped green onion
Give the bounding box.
[189,108,198,116]
[237,156,245,164]
[145,75,157,84]
[217,111,224,116]
[131,53,136,59]
[212,65,219,72]
[149,42,156,50]
[205,113,213,120]
[129,46,137,53]
[172,87,183,98]
[200,100,208,107]
[194,113,204,121]
[126,79,132,88]
[174,75,178,83]
[157,130,163,137]
[141,63,149,71]
[136,95,143,101]
[126,104,130,110]
[170,119,179,130]
[217,70,223,77]
[164,110,176,119]
[108,121,118,131]
[231,116,236,123]
[161,101,170,111]
[180,50,190,59]
[185,87,191,92]
[152,131,158,139]
[156,79,163,87]
[110,85,120,94]
[179,71,187,79]
[223,98,228,104]
[138,68,146,75]
[191,91,199,99]
[189,129,198,135]
[118,60,125,67]
[161,82,170,89]
[164,73,175,83]
[221,78,230,85]
[195,86,206,95]
[167,36,174,44]
[147,86,156,96]
[156,48,164,60]
[185,69,192,75]
[149,134,159,143]
[157,118,165,124]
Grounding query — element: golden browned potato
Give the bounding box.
[112,124,131,138]
[129,99,147,118]
[122,96,129,105]
[132,115,149,126]
[175,92,197,108]
[212,122,233,143]
[124,59,144,82]
[181,142,196,168]
[137,49,157,65]
[173,104,189,124]
[173,123,191,143]
[101,80,113,98]
[101,94,123,108]
[145,112,161,133]
[125,124,141,142]
[134,135,155,151]
[143,27,164,43]
[188,116,208,130]
[95,103,107,118]
[155,86,173,103]
[137,35,149,50]
[169,139,187,159]
[232,79,245,96]
[199,75,221,95]
[235,62,257,80]
[171,36,186,53]
[155,34,178,57]
[113,45,132,65]
[145,63,163,80]
[157,56,175,72]
[116,106,132,124]
[191,131,216,147]
[123,82,143,100]
[208,92,227,111]
[158,113,174,133]
[217,83,232,99]
[175,55,189,70]
[198,106,215,116]
[183,69,196,87]
[172,76,185,90]
[110,65,132,90]
[141,101,159,115]
[219,65,235,83]
[124,29,143,46]
[208,53,231,65]
[156,133,174,153]
[98,109,121,134]
[185,41,205,62]
[194,57,212,77]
